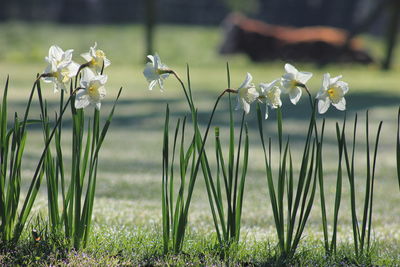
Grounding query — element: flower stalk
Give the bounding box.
[256,99,321,258]
[338,112,383,257]
[37,44,121,249]
[159,63,239,253]
[397,107,400,191]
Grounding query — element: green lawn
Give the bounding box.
[1,22,400,265]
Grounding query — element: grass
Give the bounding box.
[0,22,400,265]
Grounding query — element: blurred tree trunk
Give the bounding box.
[221,0,259,14]
[346,0,388,41]
[382,0,400,70]
[144,0,156,59]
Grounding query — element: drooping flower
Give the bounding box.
[143,53,171,91]
[42,45,79,92]
[235,73,259,114]
[316,73,349,114]
[281,63,313,105]
[81,42,111,73]
[75,68,107,110]
[259,79,282,119]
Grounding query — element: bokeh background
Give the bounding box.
[0,0,399,68]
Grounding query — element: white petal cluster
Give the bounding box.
[316,73,349,114]
[41,44,111,110]
[42,45,79,92]
[232,64,348,118]
[259,79,282,119]
[143,53,170,91]
[81,42,111,74]
[141,56,349,118]
[75,68,107,111]
[235,73,259,114]
[281,63,313,105]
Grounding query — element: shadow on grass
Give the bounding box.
[12,90,400,199]
[7,90,400,130]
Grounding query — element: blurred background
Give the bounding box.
[0,0,399,68]
[0,0,391,30]
[0,0,399,239]
[0,0,382,26]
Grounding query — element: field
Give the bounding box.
[0,22,400,265]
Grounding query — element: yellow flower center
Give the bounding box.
[87,82,103,100]
[95,49,105,58]
[52,71,68,83]
[266,90,275,100]
[290,79,303,89]
[60,68,70,83]
[88,85,96,97]
[89,50,106,67]
[327,86,342,103]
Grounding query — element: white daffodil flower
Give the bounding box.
[316,73,349,114]
[143,53,171,91]
[75,68,107,111]
[81,42,111,73]
[42,45,79,92]
[235,72,259,114]
[259,79,282,119]
[281,63,313,105]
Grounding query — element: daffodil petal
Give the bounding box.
[158,79,164,91]
[288,87,302,105]
[316,89,327,100]
[333,98,346,111]
[260,79,279,94]
[318,97,331,114]
[67,62,80,78]
[53,83,59,93]
[143,64,158,81]
[284,63,298,74]
[75,90,91,109]
[98,86,107,98]
[238,72,252,90]
[322,73,330,89]
[56,81,67,92]
[49,45,64,61]
[81,52,92,62]
[147,55,155,63]
[296,71,313,84]
[247,86,259,102]
[64,49,74,62]
[337,81,349,94]
[330,75,343,85]
[235,95,241,111]
[154,53,161,69]
[98,74,108,84]
[148,80,157,90]
[242,99,250,114]
[104,57,111,68]
[160,73,170,79]
[42,76,55,83]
